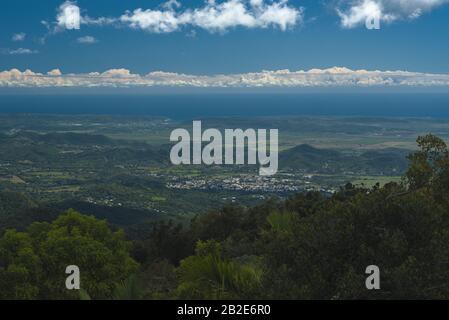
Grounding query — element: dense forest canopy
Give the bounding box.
[1,134,449,299]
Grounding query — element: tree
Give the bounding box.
[406,134,449,190]
[0,210,138,299]
[174,240,262,299]
[0,230,41,299]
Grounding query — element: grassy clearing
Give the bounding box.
[150,196,166,202]
[352,176,402,188]
[45,186,81,193]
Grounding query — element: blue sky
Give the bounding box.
[0,0,449,89]
[0,0,449,74]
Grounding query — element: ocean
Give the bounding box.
[0,93,449,119]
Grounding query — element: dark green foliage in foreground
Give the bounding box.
[262,185,449,299]
[174,240,263,299]
[0,210,138,299]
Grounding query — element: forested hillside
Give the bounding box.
[1,134,449,299]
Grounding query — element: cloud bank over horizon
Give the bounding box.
[1,67,449,88]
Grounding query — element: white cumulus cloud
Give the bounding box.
[77,36,98,44]
[1,48,39,55]
[120,0,302,32]
[57,1,81,30]
[47,69,63,76]
[12,33,26,42]
[52,0,302,34]
[121,8,183,33]
[337,0,449,28]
